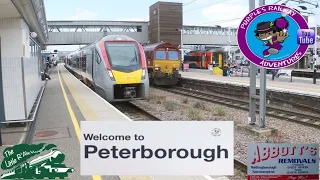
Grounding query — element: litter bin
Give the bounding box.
[41,72,45,81]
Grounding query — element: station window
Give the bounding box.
[29,38,40,58]
[137,26,142,32]
[155,51,166,60]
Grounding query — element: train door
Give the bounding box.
[218,53,223,68]
[91,50,95,81]
[212,53,218,67]
[93,50,101,84]
[201,53,205,69]
[79,52,83,78]
[93,49,104,96]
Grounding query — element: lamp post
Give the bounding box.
[248,0,257,126]
[314,25,317,68]
[175,28,183,49]
[176,28,184,70]
[228,26,232,63]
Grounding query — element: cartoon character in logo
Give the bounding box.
[254,17,289,58]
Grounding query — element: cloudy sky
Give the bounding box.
[44,0,320,51]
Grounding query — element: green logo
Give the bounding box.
[0,143,74,179]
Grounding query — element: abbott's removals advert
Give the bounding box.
[248,143,319,180]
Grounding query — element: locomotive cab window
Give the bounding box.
[155,50,166,60]
[105,42,141,71]
[168,51,179,60]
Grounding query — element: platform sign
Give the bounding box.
[80,121,234,176]
[248,143,319,180]
[238,4,312,69]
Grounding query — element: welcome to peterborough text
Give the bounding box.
[84,145,229,162]
[83,133,230,162]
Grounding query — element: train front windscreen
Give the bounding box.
[105,42,141,72]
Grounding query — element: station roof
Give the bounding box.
[11,0,49,44]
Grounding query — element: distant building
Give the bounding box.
[149,1,183,47]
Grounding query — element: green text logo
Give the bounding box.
[1,143,74,179]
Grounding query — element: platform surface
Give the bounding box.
[180,69,320,97]
[0,65,228,180]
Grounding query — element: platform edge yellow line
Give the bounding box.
[57,67,102,180]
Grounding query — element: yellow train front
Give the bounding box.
[143,42,181,86]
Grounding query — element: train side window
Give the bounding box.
[77,57,80,68]
[83,55,87,71]
[137,26,142,32]
[155,50,166,60]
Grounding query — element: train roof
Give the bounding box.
[101,35,136,42]
[143,42,178,51]
[67,35,138,57]
[86,35,137,48]
[188,48,226,53]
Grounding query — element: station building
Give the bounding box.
[0,0,48,122]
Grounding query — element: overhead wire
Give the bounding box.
[184,0,318,27]
[189,0,297,27]
[191,17,242,26]
[183,0,199,6]
[184,0,311,28]
[183,0,229,13]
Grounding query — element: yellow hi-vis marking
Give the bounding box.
[58,66,153,180]
[112,69,142,84]
[58,67,102,180]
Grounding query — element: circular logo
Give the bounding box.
[237,5,310,69]
[211,128,221,136]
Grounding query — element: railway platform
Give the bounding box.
[0,64,230,180]
[180,69,320,97]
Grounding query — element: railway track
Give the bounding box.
[155,86,320,129]
[111,102,160,121]
[234,158,248,173]
[179,78,320,115]
[65,66,160,121]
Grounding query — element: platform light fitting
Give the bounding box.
[30,32,37,38]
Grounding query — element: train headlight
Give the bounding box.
[155,67,160,71]
[141,68,146,80]
[107,70,115,81]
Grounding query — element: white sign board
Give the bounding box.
[248,143,319,180]
[80,121,234,176]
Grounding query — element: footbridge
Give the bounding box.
[46,20,238,46]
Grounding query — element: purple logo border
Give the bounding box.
[237,4,309,69]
